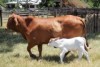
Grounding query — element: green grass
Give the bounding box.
[0,26,100,67]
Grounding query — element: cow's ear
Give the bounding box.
[14,17,19,26]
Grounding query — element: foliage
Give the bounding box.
[47,0,56,7]
[0,0,4,6]
[40,0,56,7]
[0,0,100,8]
[82,0,100,8]
[91,0,100,8]
[0,0,7,7]
[41,0,100,8]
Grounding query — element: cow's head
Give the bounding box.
[7,13,28,33]
[7,13,19,32]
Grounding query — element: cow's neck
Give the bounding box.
[17,16,30,35]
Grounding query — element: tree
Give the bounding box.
[92,0,100,8]
[40,0,55,7]
[0,0,7,6]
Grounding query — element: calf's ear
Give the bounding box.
[49,38,53,42]
[14,17,19,26]
[49,37,60,42]
[52,37,60,41]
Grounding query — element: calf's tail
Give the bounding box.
[84,38,89,51]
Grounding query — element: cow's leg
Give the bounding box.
[21,34,26,40]
[27,42,37,59]
[37,45,42,61]
[60,49,68,63]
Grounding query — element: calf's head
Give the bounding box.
[48,38,60,48]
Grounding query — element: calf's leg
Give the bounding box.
[64,51,70,59]
[83,49,90,63]
[27,42,37,59]
[78,50,83,60]
[60,49,68,63]
[79,47,90,63]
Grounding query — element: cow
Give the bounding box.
[7,13,87,61]
[48,37,90,63]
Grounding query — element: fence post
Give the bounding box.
[0,8,2,26]
[93,8,98,33]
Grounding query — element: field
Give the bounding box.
[0,23,100,67]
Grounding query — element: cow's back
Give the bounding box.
[56,15,85,38]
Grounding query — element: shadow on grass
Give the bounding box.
[0,26,100,55]
[0,28,27,53]
[43,54,77,63]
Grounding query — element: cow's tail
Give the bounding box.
[80,18,89,48]
[80,18,86,37]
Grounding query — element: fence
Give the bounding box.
[1,7,100,34]
[0,9,2,26]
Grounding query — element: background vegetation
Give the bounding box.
[0,0,100,8]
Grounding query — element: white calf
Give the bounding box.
[48,37,90,63]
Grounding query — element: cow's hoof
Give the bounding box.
[38,59,42,62]
[30,54,37,59]
[37,57,42,62]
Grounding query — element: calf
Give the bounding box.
[48,37,90,63]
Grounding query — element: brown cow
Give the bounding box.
[7,13,86,60]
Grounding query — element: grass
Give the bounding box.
[0,24,100,67]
